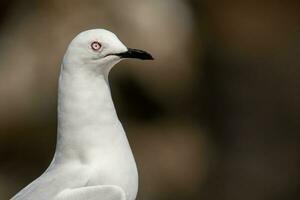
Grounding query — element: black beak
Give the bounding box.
[115,48,154,60]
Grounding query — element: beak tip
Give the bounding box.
[143,53,154,60]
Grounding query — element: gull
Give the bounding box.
[11,29,153,200]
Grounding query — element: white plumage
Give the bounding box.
[11,29,153,200]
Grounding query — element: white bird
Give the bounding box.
[11,29,153,200]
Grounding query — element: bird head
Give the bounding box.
[63,29,153,73]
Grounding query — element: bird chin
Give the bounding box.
[104,54,120,60]
[98,56,121,69]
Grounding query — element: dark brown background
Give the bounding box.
[0,0,299,199]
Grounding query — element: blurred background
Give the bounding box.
[0,0,300,199]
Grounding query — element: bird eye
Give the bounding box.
[91,41,102,51]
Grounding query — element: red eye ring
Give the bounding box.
[91,41,102,51]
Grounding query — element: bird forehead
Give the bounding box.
[75,29,118,44]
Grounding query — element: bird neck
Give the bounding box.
[54,63,123,163]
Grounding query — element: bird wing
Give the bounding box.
[55,185,126,200]
[11,164,89,200]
